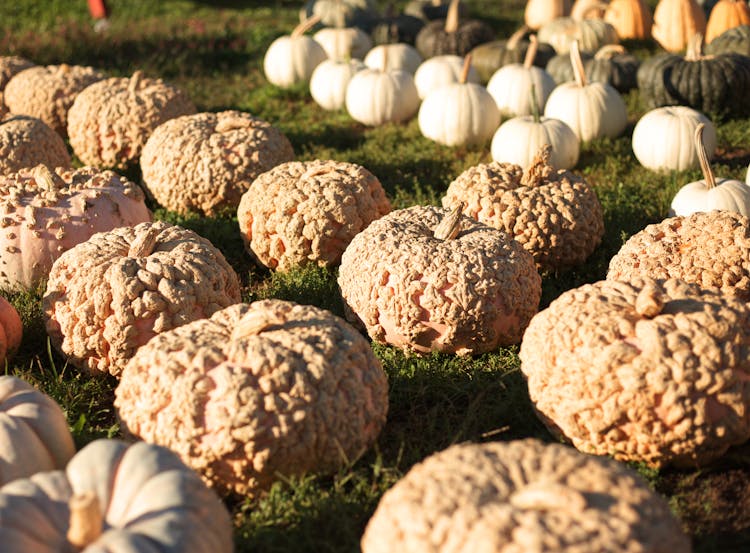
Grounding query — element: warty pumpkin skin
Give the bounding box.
[705,23,750,54]
[0,115,71,175]
[0,56,34,92]
[0,375,75,487]
[0,439,234,553]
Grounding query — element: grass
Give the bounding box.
[2,0,750,551]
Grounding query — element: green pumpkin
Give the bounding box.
[404,0,467,21]
[545,49,594,84]
[637,34,750,119]
[705,24,750,56]
[547,45,638,92]
[301,0,380,31]
[470,28,556,83]
[415,0,495,58]
[371,5,425,45]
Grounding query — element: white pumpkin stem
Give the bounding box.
[128,70,143,94]
[685,33,704,62]
[570,40,587,87]
[523,35,538,69]
[694,123,716,190]
[33,165,62,191]
[594,44,626,60]
[507,25,530,50]
[529,81,541,124]
[231,308,288,340]
[67,492,103,550]
[292,14,322,38]
[459,54,472,84]
[216,116,251,133]
[128,226,161,257]
[445,0,460,33]
[434,203,464,240]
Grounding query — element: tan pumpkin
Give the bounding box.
[525,0,572,30]
[0,375,75,487]
[652,0,707,52]
[604,0,653,39]
[0,439,233,552]
[706,0,750,43]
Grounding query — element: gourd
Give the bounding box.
[0,375,75,487]
[418,55,501,145]
[364,43,424,73]
[632,105,717,171]
[310,57,367,109]
[705,0,750,43]
[0,439,233,552]
[263,16,328,88]
[544,40,628,142]
[651,0,707,52]
[538,14,619,53]
[525,0,572,30]
[413,54,480,99]
[604,0,653,39]
[469,26,557,83]
[706,23,750,54]
[414,0,495,58]
[487,36,556,116]
[670,123,750,216]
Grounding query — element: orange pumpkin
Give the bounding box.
[652,0,706,52]
[706,0,750,43]
[0,296,22,362]
[605,0,653,39]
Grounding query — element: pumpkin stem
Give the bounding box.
[434,203,464,240]
[445,0,460,33]
[67,492,103,550]
[529,81,541,124]
[459,54,472,84]
[570,40,587,87]
[694,123,716,190]
[292,14,322,38]
[128,70,143,94]
[381,45,389,72]
[507,25,530,50]
[216,116,251,133]
[521,145,554,187]
[634,281,665,318]
[32,165,62,191]
[594,44,626,60]
[523,35,538,69]
[685,33,704,62]
[231,306,289,340]
[334,0,345,29]
[509,481,587,512]
[58,63,71,74]
[128,226,161,258]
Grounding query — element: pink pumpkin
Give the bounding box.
[0,296,21,361]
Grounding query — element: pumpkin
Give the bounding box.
[546,44,639,92]
[263,16,328,88]
[364,43,424,73]
[544,40,628,142]
[0,375,75,487]
[418,55,501,145]
[0,56,34,92]
[469,26,557,83]
[604,0,653,39]
[43,221,242,377]
[413,54,480,99]
[115,299,389,498]
[670,123,750,216]
[538,14,619,53]
[525,0,572,30]
[0,297,22,361]
[404,0,467,21]
[706,23,750,54]
[370,4,425,45]
[491,87,580,170]
[706,0,750,42]
[313,25,373,60]
[571,0,608,20]
[637,32,750,118]
[338,205,542,354]
[0,165,152,291]
[414,0,495,58]
[310,57,367,109]
[0,115,71,175]
[487,36,557,116]
[0,439,233,552]
[632,105,717,171]
[545,48,594,83]
[300,0,379,31]
[652,0,707,52]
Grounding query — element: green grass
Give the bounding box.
[3,1,750,551]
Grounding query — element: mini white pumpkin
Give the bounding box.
[418,55,501,146]
[543,40,627,142]
[263,15,328,88]
[491,85,579,170]
[310,58,367,110]
[486,35,556,117]
[632,106,717,172]
[670,123,750,217]
[364,43,423,74]
[313,26,373,61]
[414,54,481,100]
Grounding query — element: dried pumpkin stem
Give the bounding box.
[231,309,287,340]
[459,54,472,84]
[292,14,322,38]
[523,35,538,69]
[694,123,716,190]
[33,165,61,192]
[509,482,587,512]
[216,117,250,133]
[128,70,143,94]
[434,203,464,240]
[685,33,704,62]
[635,282,665,318]
[507,25,530,50]
[128,226,161,258]
[570,39,587,87]
[67,492,103,550]
[445,0,460,33]
[594,44,626,60]
[521,144,552,187]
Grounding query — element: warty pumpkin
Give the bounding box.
[0,115,71,175]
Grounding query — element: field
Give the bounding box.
[2,0,750,550]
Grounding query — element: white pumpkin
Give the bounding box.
[313,26,373,61]
[418,55,501,146]
[543,40,627,142]
[364,43,423,74]
[632,106,717,172]
[263,16,328,88]
[414,55,481,100]
[486,36,556,117]
[310,58,367,110]
[670,123,750,217]
[346,58,420,125]
[491,117,579,170]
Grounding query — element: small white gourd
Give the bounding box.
[414,55,480,100]
[670,123,750,217]
[264,16,328,88]
[543,40,627,142]
[632,106,717,172]
[310,58,367,110]
[487,35,556,117]
[418,55,501,146]
[364,43,423,74]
